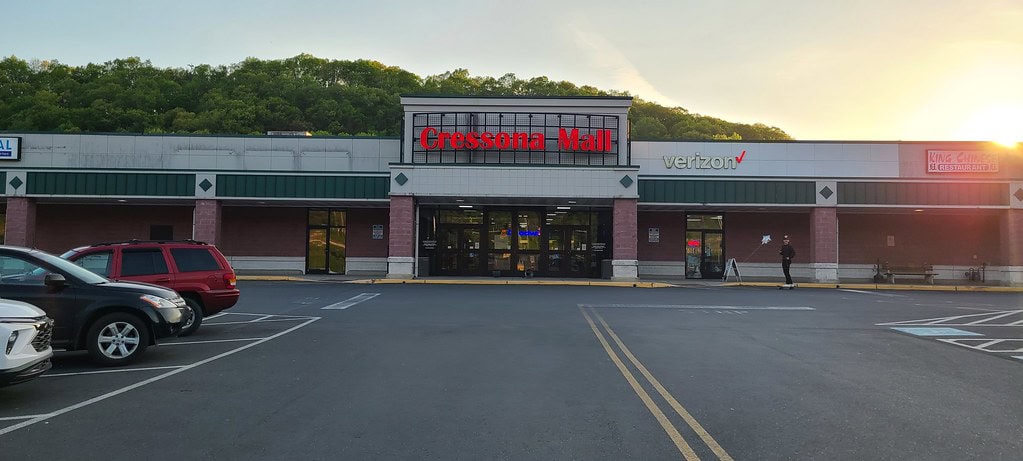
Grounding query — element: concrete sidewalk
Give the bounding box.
[235,274,1023,292]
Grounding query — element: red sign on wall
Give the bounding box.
[419,127,613,153]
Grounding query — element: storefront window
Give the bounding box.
[308,210,329,227]
[687,214,723,230]
[440,210,484,224]
[517,212,541,250]
[489,253,511,271]
[489,212,512,250]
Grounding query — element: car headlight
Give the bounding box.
[6,330,18,355]
[140,294,178,309]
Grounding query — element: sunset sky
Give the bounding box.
[5,0,1022,143]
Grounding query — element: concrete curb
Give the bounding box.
[237,275,315,282]
[723,282,1023,293]
[350,279,675,288]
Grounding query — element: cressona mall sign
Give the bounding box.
[419,127,614,152]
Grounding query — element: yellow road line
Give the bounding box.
[593,310,734,461]
[579,308,700,461]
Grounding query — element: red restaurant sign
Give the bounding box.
[926,150,999,173]
[419,127,613,152]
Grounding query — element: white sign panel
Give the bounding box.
[648,227,660,243]
[926,150,998,173]
[631,141,901,178]
[0,137,21,161]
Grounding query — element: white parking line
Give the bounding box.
[159,338,265,346]
[321,293,380,310]
[839,289,903,297]
[248,315,273,323]
[0,414,52,422]
[203,318,312,326]
[42,366,185,378]
[0,316,320,437]
[579,304,815,311]
[209,312,315,318]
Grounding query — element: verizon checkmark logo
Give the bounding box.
[662,151,746,170]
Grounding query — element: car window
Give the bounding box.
[171,249,221,273]
[170,248,221,272]
[72,251,113,277]
[0,255,53,286]
[121,249,169,276]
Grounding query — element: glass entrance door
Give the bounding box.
[685,230,724,279]
[685,213,725,279]
[545,226,590,277]
[436,225,483,276]
[307,210,346,274]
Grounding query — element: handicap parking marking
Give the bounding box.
[889,327,983,337]
[321,293,381,310]
[937,338,1023,354]
[878,309,1023,327]
[882,310,1023,363]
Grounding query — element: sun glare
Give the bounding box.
[954,104,1023,147]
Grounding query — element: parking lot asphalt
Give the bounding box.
[2,282,1022,460]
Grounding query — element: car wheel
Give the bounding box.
[86,312,150,366]
[178,298,204,337]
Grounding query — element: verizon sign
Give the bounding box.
[927,150,999,173]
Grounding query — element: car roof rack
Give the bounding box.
[89,239,208,247]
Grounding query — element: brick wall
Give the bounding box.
[219,206,306,257]
[725,212,811,263]
[637,211,684,261]
[388,196,415,258]
[4,198,37,247]
[1000,210,1023,266]
[193,199,222,245]
[840,212,1003,265]
[347,208,389,258]
[34,204,193,253]
[613,199,638,260]
[811,207,838,264]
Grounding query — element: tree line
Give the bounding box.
[0,54,791,141]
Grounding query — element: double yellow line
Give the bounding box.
[580,307,733,461]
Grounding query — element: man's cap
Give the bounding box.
[783,235,790,239]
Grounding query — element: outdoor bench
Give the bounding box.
[883,263,937,284]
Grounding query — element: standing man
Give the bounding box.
[780,235,795,286]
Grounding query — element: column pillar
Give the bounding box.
[612,198,639,281]
[4,197,37,247]
[1000,209,1023,286]
[193,199,222,245]
[387,195,415,278]
[810,207,839,283]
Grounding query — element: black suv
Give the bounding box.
[0,246,190,366]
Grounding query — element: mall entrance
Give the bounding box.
[419,207,612,278]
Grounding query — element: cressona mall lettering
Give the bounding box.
[419,127,613,152]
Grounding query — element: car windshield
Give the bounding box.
[34,250,109,285]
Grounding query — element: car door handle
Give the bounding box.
[154,278,171,282]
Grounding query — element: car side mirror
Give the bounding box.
[44,273,68,290]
